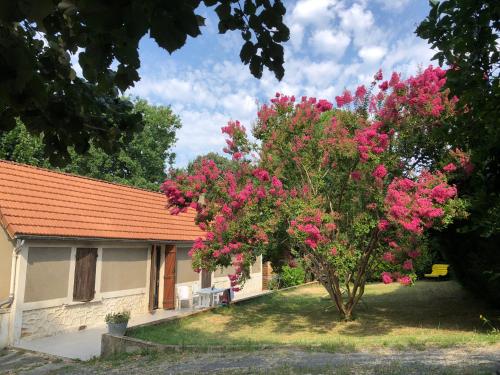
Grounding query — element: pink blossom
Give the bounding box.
[378,219,390,231]
[272,176,283,189]
[355,85,367,101]
[398,276,412,286]
[382,252,395,263]
[402,259,413,270]
[374,69,383,81]
[330,247,338,256]
[381,272,393,284]
[443,163,457,173]
[372,164,388,179]
[316,99,333,112]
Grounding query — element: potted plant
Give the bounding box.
[105,311,130,336]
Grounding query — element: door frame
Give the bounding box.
[148,244,162,311]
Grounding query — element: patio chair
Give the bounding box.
[191,284,201,310]
[176,285,190,309]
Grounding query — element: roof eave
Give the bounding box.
[13,234,196,244]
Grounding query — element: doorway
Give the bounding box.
[148,244,162,311]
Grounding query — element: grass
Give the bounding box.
[128,280,500,351]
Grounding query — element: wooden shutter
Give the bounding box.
[162,245,176,309]
[73,248,98,302]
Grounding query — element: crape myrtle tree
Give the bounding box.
[163,66,468,320]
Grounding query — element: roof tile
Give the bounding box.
[0,160,204,241]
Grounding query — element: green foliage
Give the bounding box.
[105,311,131,324]
[279,264,306,288]
[0,1,289,161]
[416,0,500,306]
[0,119,48,168]
[0,99,180,191]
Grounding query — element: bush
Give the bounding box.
[368,239,436,282]
[280,264,306,288]
[105,311,131,324]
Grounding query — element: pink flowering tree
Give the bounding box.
[163,66,467,320]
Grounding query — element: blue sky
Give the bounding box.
[127,0,433,167]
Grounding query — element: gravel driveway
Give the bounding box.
[2,345,500,374]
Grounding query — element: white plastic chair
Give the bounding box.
[191,284,201,309]
[176,285,190,309]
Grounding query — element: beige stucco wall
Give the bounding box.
[24,247,71,303]
[176,244,199,284]
[212,255,263,299]
[0,228,14,300]
[100,247,148,292]
[214,256,261,277]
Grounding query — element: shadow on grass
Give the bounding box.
[128,281,500,347]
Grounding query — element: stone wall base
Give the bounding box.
[21,293,147,340]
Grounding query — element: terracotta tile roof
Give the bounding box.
[0,160,204,241]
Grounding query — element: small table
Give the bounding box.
[198,287,226,307]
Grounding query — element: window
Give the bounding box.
[73,248,98,302]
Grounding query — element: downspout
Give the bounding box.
[0,239,24,308]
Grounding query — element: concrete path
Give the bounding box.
[15,308,188,360]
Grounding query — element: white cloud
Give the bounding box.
[291,0,337,26]
[339,3,374,32]
[309,30,351,59]
[358,45,387,63]
[374,0,412,12]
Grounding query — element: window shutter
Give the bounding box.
[73,248,98,302]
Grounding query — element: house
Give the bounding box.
[0,160,262,348]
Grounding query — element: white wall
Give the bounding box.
[0,308,10,348]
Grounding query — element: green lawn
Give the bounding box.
[128,281,500,351]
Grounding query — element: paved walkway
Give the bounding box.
[15,308,190,360]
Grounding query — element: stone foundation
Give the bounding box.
[21,292,147,340]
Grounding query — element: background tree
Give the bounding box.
[0,98,180,191]
[163,67,465,320]
[186,152,237,173]
[0,1,289,162]
[416,0,500,306]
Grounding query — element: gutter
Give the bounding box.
[0,239,24,309]
[15,234,197,245]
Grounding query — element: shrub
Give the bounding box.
[280,264,306,288]
[105,311,131,324]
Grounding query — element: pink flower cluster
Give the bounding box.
[354,122,390,161]
[377,66,457,123]
[384,171,457,234]
[381,271,412,286]
[288,212,332,250]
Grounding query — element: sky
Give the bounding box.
[127,0,434,167]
